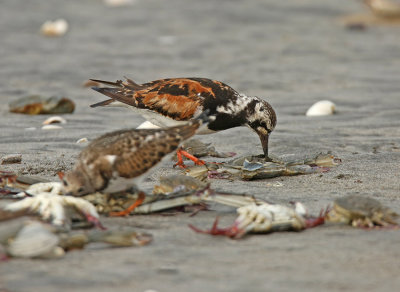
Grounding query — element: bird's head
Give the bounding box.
[246,98,277,160]
[60,169,94,197]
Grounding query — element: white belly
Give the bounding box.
[139,109,217,135]
[140,110,186,127]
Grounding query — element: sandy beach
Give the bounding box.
[1,0,400,291]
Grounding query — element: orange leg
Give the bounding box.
[174,148,206,168]
[109,191,146,217]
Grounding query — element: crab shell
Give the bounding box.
[235,203,307,233]
[153,174,206,195]
[326,195,399,227]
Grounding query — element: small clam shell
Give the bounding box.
[306,100,336,116]
[7,222,60,258]
[1,154,22,165]
[42,116,67,125]
[40,19,69,37]
[104,0,135,6]
[42,124,63,130]
[9,95,75,114]
[76,137,89,144]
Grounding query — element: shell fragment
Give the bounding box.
[306,100,336,116]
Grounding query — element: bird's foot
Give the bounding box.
[174,149,206,169]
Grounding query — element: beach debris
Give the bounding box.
[0,171,17,184]
[9,95,75,115]
[189,202,327,239]
[40,19,69,37]
[0,214,152,259]
[185,153,341,181]
[76,137,89,144]
[153,174,207,195]
[5,220,63,259]
[1,154,22,165]
[58,229,152,250]
[0,172,50,196]
[41,124,63,130]
[82,177,267,215]
[2,182,103,229]
[306,100,336,116]
[364,0,400,18]
[325,195,399,228]
[42,116,67,125]
[103,0,136,7]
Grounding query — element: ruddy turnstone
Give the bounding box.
[90,77,277,160]
[61,113,211,216]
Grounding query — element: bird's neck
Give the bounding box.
[209,94,258,131]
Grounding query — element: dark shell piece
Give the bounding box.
[9,95,75,115]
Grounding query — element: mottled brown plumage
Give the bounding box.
[62,116,207,197]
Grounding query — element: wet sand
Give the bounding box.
[1,0,400,291]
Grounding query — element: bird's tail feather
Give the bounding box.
[90,87,138,108]
[90,98,115,108]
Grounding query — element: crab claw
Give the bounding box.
[305,206,330,228]
[188,216,246,238]
[84,212,107,230]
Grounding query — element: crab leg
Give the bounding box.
[305,207,330,228]
[128,187,268,214]
[188,217,245,238]
[109,191,146,217]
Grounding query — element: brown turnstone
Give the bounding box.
[62,114,211,216]
[90,77,277,160]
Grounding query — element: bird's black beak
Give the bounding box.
[256,131,271,161]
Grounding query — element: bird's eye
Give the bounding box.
[259,107,265,112]
[63,179,68,186]
[77,187,84,194]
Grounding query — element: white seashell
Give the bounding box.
[136,121,160,129]
[104,0,135,6]
[42,124,63,130]
[306,100,336,116]
[42,116,67,125]
[76,137,89,144]
[40,19,69,37]
[7,221,61,258]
